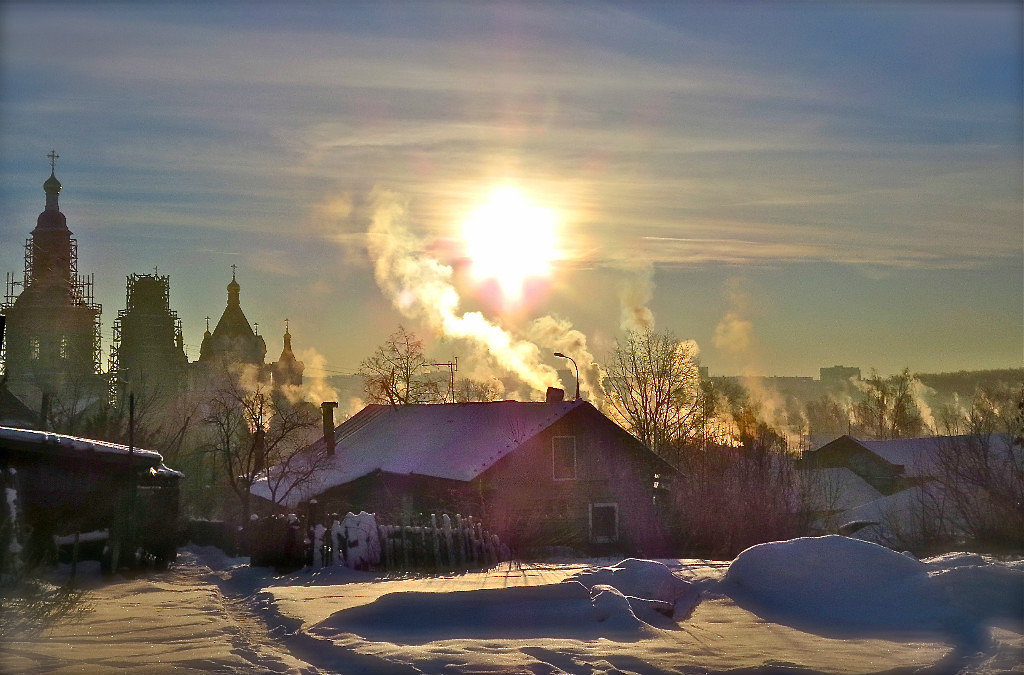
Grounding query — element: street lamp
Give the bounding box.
[553,352,579,401]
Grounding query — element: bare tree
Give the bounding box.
[932,386,1023,549]
[804,394,851,437]
[852,368,926,439]
[359,326,442,405]
[453,377,503,403]
[672,426,809,558]
[604,329,704,464]
[203,378,320,521]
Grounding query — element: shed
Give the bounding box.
[0,425,182,568]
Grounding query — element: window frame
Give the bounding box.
[551,435,577,481]
[589,502,619,543]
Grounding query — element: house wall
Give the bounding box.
[473,405,673,556]
[302,471,467,522]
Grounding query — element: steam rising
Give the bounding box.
[367,187,587,398]
[618,265,655,332]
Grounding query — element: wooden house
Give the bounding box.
[251,396,677,556]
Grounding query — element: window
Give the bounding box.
[551,436,576,481]
[589,503,618,543]
[29,337,40,360]
[58,335,69,359]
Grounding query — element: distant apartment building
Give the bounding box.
[819,365,861,386]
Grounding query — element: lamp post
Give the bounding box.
[553,352,579,400]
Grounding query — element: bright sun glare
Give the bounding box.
[461,186,559,300]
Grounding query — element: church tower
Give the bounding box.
[109,272,188,398]
[1,152,102,409]
[197,267,267,372]
[270,319,304,388]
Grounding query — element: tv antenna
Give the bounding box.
[430,356,458,403]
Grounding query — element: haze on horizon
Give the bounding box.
[1,2,1021,383]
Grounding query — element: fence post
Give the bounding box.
[442,514,454,569]
[430,514,441,570]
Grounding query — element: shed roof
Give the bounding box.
[0,425,164,462]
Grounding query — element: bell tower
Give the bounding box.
[1,152,103,413]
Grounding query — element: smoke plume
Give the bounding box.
[618,265,656,333]
[366,188,564,397]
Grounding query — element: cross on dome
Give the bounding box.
[47,149,59,172]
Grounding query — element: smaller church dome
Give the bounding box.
[43,171,62,195]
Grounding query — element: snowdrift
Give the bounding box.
[565,557,700,621]
[311,559,698,643]
[722,535,1022,641]
[310,582,658,643]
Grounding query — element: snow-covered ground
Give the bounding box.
[2,537,1021,674]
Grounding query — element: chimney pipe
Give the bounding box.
[321,401,338,455]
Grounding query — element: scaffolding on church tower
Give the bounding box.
[109,273,185,401]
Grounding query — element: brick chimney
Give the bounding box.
[320,401,338,455]
[545,387,565,403]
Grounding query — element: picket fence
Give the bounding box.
[255,511,511,572]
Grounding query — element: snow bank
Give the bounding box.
[927,557,1024,623]
[565,557,700,620]
[723,535,963,634]
[311,581,660,644]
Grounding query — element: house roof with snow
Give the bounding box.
[252,399,668,507]
[857,434,1014,478]
[802,433,1015,480]
[800,467,883,512]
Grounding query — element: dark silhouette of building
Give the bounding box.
[819,365,861,386]
[1,154,102,410]
[109,273,188,397]
[270,319,304,388]
[196,268,267,376]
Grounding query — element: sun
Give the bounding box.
[461,185,559,300]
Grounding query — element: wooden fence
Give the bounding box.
[247,511,511,572]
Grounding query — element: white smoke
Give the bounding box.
[618,265,655,333]
[292,347,341,406]
[366,187,566,398]
[526,315,606,406]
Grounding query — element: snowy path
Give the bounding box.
[0,551,318,674]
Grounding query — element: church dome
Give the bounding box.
[43,171,62,195]
[35,170,68,231]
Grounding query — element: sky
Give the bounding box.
[1,2,1021,388]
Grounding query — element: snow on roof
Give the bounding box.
[857,434,1014,477]
[0,425,164,461]
[800,467,883,512]
[252,399,587,507]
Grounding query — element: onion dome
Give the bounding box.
[35,170,68,231]
[43,171,62,197]
[227,269,241,306]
